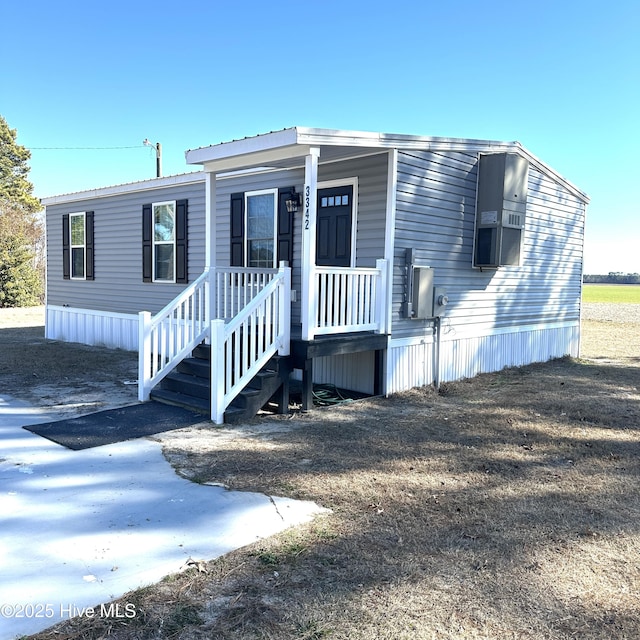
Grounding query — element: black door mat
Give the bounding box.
[23,402,208,450]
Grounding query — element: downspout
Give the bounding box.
[434,316,441,392]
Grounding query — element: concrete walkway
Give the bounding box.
[0,396,325,638]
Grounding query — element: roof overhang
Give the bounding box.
[185,127,589,203]
[185,127,389,174]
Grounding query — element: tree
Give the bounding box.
[0,115,43,307]
[0,228,42,306]
[0,116,41,213]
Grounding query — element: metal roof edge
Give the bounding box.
[40,171,206,206]
[185,128,300,165]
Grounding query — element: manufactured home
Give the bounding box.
[42,127,589,423]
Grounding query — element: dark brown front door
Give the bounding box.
[316,185,353,267]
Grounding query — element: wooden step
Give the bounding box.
[160,371,210,399]
[150,388,210,415]
[246,369,277,390]
[192,343,210,361]
[177,357,210,379]
[151,343,292,424]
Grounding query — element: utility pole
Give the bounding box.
[143,139,162,178]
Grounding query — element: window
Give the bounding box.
[142,200,188,284]
[62,211,94,280]
[229,188,294,268]
[153,201,176,282]
[246,189,277,268]
[70,213,86,279]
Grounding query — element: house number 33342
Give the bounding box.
[304,185,310,230]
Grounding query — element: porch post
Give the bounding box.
[301,147,320,341]
[205,172,216,326]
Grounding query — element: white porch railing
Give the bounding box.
[210,264,291,424]
[138,271,209,402]
[312,259,388,337]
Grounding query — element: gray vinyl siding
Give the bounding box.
[46,180,206,315]
[392,149,586,339]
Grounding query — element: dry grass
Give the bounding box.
[10,309,640,640]
[580,318,640,366]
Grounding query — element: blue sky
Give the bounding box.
[2,0,638,274]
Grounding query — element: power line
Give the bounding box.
[27,145,146,150]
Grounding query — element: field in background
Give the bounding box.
[583,283,640,303]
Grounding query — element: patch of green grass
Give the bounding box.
[255,546,306,570]
[582,284,640,303]
[253,549,281,568]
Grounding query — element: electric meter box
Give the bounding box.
[474,152,529,268]
[410,268,448,319]
[403,249,448,319]
[412,266,434,319]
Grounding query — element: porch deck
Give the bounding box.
[289,327,389,410]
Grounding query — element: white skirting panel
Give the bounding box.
[386,323,580,395]
[385,337,434,392]
[313,351,376,395]
[45,305,139,351]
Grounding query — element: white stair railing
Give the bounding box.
[213,267,279,320]
[210,263,291,424]
[138,270,209,402]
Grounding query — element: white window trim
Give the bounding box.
[317,177,358,268]
[69,211,86,280]
[244,188,278,268]
[152,200,177,283]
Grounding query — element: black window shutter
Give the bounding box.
[85,211,95,280]
[62,214,70,279]
[230,192,244,267]
[277,188,295,266]
[176,199,188,283]
[142,204,152,282]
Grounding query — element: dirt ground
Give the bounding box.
[0,306,138,413]
[4,305,640,640]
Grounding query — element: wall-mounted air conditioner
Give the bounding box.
[473,152,529,268]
